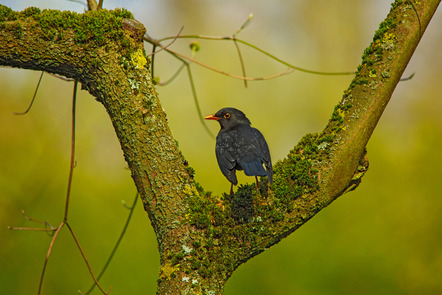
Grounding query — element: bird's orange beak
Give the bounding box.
[204,114,219,121]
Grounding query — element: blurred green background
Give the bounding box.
[1,0,441,294]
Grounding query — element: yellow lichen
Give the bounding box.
[160,262,180,280]
[183,183,199,197]
[337,108,346,118]
[130,48,147,69]
[373,32,396,51]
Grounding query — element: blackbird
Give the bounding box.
[205,107,273,194]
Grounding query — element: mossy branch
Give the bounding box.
[0,1,440,294]
[0,5,198,292]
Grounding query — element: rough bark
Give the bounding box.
[0,0,440,294]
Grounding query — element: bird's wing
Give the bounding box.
[215,132,238,185]
[250,128,273,183]
[231,126,267,178]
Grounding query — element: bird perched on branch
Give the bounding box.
[205,107,273,195]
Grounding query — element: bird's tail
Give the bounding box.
[242,161,268,177]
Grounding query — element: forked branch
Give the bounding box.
[0,1,439,294]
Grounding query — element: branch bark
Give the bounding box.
[0,0,440,294]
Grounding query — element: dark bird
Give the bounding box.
[205,107,273,195]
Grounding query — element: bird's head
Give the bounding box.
[204,107,251,130]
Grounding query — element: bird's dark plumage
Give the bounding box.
[205,108,273,189]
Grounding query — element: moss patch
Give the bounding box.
[0,5,136,53]
[0,5,18,22]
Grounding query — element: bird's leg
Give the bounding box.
[255,176,260,193]
[230,183,234,195]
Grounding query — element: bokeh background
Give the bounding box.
[1,0,441,294]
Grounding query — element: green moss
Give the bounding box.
[330,105,344,123]
[21,7,41,18]
[187,188,222,229]
[270,133,324,212]
[112,8,133,19]
[74,10,125,45]
[391,0,404,9]
[9,22,23,38]
[12,7,135,49]
[230,185,255,223]
[360,3,399,69]
[0,5,18,22]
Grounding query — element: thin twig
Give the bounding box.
[400,72,415,81]
[232,39,248,88]
[233,13,254,88]
[150,44,157,79]
[21,210,50,225]
[46,72,75,82]
[64,81,78,221]
[158,35,355,76]
[8,226,57,232]
[38,81,78,293]
[38,222,65,294]
[14,71,44,115]
[67,0,88,8]
[407,0,422,38]
[146,33,296,81]
[66,223,109,295]
[186,66,215,138]
[145,26,184,58]
[8,210,55,236]
[234,13,254,36]
[84,193,139,295]
[165,47,294,81]
[144,38,215,137]
[158,63,186,86]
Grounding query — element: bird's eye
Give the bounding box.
[224,113,230,119]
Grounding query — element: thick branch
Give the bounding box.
[321,0,441,199]
[0,5,199,292]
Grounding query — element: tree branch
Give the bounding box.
[0,0,439,294]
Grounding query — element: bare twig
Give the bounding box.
[158,34,355,76]
[144,35,216,137]
[64,81,78,221]
[145,33,296,81]
[233,13,254,88]
[234,13,254,36]
[8,226,57,232]
[66,223,110,294]
[8,211,55,235]
[84,193,139,295]
[158,63,186,86]
[407,0,422,38]
[232,39,248,87]
[67,0,88,8]
[400,72,415,81]
[21,210,52,225]
[46,72,75,82]
[14,71,44,115]
[38,222,64,294]
[145,26,184,58]
[164,47,294,80]
[36,81,109,294]
[186,66,215,138]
